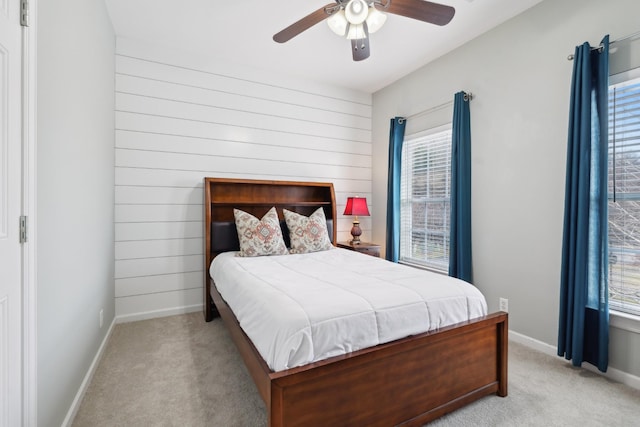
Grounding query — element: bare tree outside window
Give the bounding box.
[608,79,640,315]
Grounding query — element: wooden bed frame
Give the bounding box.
[203,177,508,426]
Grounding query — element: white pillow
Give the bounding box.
[233,207,289,257]
[283,207,333,254]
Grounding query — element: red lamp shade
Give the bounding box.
[343,197,369,244]
[343,197,370,217]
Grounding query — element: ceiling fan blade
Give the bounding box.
[273,3,337,43]
[351,23,370,61]
[380,0,455,26]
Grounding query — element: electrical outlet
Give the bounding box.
[99,309,104,328]
[499,298,508,313]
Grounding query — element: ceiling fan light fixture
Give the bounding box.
[346,23,367,40]
[345,0,368,25]
[365,6,387,34]
[327,10,348,36]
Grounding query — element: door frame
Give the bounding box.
[21,0,37,424]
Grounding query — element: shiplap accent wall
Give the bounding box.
[115,39,373,321]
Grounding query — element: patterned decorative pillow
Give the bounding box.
[283,207,333,254]
[233,207,289,257]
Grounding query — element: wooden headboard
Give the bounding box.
[203,177,337,321]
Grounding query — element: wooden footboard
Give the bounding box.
[211,279,508,426]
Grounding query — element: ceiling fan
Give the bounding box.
[273,0,455,61]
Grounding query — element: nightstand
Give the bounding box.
[337,241,381,258]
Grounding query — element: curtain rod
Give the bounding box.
[402,92,473,121]
[567,30,640,60]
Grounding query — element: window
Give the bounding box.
[608,74,640,316]
[400,126,452,271]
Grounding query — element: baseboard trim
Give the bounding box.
[61,317,116,427]
[509,330,640,391]
[509,330,557,357]
[116,303,202,324]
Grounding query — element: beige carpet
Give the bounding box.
[72,313,640,426]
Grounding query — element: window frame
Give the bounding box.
[608,67,640,318]
[399,124,453,273]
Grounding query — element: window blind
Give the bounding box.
[400,128,452,271]
[608,78,640,315]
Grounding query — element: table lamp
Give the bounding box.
[343,196,370,244]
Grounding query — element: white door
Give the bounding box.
[0,0,23,426]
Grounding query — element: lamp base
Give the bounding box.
[350,220,362,244]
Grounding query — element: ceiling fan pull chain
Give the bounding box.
[347,23,358,50]
[361,20,367,49]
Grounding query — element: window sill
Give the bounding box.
[610,310,640,334]
[398,260,448,275]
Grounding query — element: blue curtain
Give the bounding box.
[385,117,406,262]
[558,35,610,373]
[449,92,473,283]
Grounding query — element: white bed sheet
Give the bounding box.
[210,247,487,372]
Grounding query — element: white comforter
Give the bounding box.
[210,247,487,372]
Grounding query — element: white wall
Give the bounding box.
[372,0,640,378]
[114,39,372,320]
[37,0,115,424]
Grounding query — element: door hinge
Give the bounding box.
[20,0,29,27]
[19,216,27,243]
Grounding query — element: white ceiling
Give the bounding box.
[105,0,543,94]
